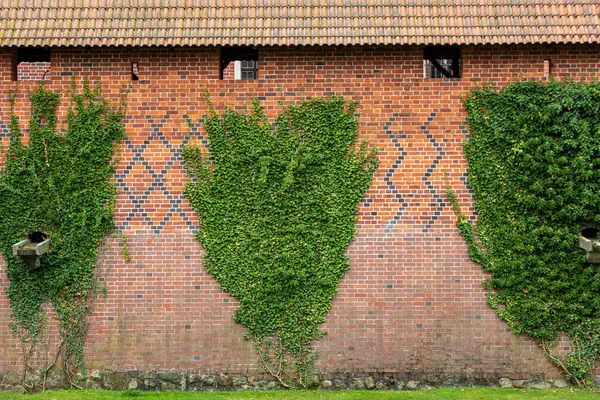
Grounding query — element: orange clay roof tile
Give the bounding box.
[1,1,598,48]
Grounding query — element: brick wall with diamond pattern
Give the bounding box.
[0,44,598,380]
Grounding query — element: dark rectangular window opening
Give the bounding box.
[424,46,460,79]
[131,62,139,81]
[14,47,51,81]
[220,47,258,80]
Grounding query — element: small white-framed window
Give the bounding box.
[234,60,258,80]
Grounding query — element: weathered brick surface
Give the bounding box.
[16,62,50,81]
[1,44,599,379]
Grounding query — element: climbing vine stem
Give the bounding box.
[183,97,377,388]
[450,80,600,386]
[0,80,125,386]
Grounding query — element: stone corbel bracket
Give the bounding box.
[12,237,51,268]
[579,235,600,264]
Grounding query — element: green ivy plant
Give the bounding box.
[450,80,600,386]
[0,81,125,387]
[183,97,377,388]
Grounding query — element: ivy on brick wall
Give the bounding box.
[183,97,377,388]
[0,81,124,386]
[449,80,600,386]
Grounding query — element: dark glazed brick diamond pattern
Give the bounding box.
[459,123,477,223]
[420,112,446,233]
[381,110,451,233]
[184,115,210,150]
[460,171,478,222]
[115,114,200,234]
[382,112,408,233]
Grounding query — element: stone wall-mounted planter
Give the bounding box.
[579,227,600,264]
[12,232,50,268]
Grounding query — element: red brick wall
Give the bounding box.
[16,61,50,81]
[0,44,598,380]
